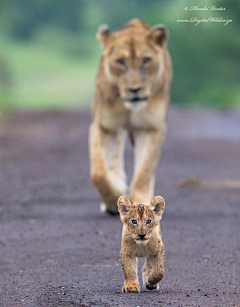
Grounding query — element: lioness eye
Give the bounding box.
[142,57,151,65]
[146,219,152,224]
[131,219,137,224]
[116,58,125,66]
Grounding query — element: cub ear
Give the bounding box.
[117,196,131,221]
[148,24,168,47]
[96,24,112,47]
[150,196,165,218]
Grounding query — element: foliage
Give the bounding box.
[0,0,239,109]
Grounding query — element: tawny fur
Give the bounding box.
[89,18,172,213]
[118,195,165,293]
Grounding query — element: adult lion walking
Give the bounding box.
[89,19,172,214]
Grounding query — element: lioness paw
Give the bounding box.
[100,202,107,212]
[145,283,159,291]
[100,202,119,215]
[122,283,140,293]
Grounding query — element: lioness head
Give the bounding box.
[118,196,165,244]
[97,18,169,110]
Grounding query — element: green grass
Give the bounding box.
[0,31,239,111]
[0,36,101,110]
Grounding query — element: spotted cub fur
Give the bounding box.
[118,195,165,293]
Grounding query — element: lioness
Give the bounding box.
[118,195,165,292]
[89,18,172,214]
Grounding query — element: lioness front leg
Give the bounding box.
[143,251,165,290]
[120,251,140,293]
[130,125,166,203]
[89,123,127,213]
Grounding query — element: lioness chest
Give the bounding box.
[99,100,164,132]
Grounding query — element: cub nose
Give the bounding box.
[138,233,146,240]
[128,87,142,94]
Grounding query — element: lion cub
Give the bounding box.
[118,196,165,293]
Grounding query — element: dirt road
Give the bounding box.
[0,108,239,307]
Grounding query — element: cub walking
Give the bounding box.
[118,196,165,293]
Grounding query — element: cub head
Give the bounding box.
[97,18,169,110]
[117,196,165,244]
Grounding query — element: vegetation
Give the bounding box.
[0,0,239,110]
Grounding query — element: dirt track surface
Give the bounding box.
[0,108,239,307]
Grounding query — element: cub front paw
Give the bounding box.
[145,283,159,290]
[122,283,140,293]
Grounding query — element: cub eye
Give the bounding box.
[131,219,137,224]
[146,219,152,224]
[142,57,152,65]
[116,58,125,66]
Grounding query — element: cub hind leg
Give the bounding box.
[142,251,165,290]
[142,258,157,290]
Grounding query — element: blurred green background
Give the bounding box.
[0,0,239,112]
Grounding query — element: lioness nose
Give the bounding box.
[138,233,146,239]
[128,87,142,94]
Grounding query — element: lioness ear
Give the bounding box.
[96,24,112,47]
[117,196,131,222]
[150,196,165,218]
[148,25,168,47]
